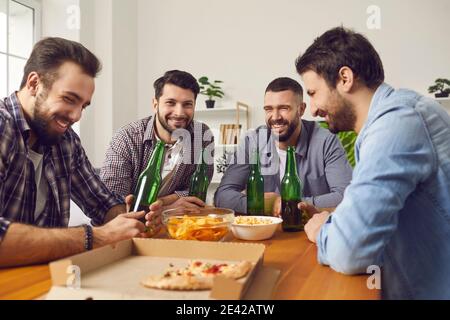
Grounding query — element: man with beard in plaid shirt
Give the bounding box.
[100,70,214,217]
[0,38,157,267]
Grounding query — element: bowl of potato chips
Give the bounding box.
[231,216,282,241]
[162,207,235,241]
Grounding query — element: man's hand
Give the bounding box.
[270,196,319,219]
[144,200,164,236]
[265,193,281,217]
[298,202,320,219]
[125,195,134,212]
[143,195,206,235]
[164,196,205,210]
[94,211,147,247]
[304,211,331,244]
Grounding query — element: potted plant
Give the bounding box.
[198,76,224,108]
[428,78,450,98]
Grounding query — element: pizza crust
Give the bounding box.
[141,261,253,291]
[141,274,214,291]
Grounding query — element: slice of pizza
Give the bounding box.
[141,260,253,291]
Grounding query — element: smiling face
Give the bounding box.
[264,90,305,142]
[302,70,356,133]
[28,61,94,145]
[153,84,195,134]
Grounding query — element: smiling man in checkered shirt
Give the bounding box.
[100,70,214,216]
[0,38,156,268]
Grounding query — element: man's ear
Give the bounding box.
[152,98,158,113]
[298,102,306,117]
[26,72,40,97]
[337,66,355,93]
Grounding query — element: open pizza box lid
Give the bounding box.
[46,239,280,300]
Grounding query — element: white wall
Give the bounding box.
[78,0,138,167]
[41,0,78,40]
[137,0,450,128]
[79,0,113,167]
[41,0,80,134]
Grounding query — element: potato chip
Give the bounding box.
[166,215,229,241]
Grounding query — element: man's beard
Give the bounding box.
[326,92,357,134]
[268,114,300,142]
[28,91,67,146]
[157,107,192,134]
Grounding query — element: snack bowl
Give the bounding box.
[231,216,283,241]
[162,207,235,241]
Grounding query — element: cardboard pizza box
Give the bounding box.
[46,239,280,300]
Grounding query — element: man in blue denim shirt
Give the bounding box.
[296,27,450,299]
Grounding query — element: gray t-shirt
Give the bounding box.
[28,149,48,220]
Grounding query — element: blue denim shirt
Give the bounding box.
[317,83,450,299]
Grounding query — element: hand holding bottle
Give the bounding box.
[94,210,148,246]
[126,195,163,237]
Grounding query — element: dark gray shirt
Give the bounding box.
[214,120,353,213]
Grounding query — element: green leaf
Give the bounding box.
[319,121,357,167]
[197,76,225,99]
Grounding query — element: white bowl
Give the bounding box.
[231,216,283,241]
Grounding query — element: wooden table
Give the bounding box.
[0,230,379,300]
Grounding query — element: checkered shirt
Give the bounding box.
[100,116,214,199]
[0,93,124,242]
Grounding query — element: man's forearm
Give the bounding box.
[214,188,247,214]
[307,191,344,209]
[0,223,87,268]
[104,204,126,223]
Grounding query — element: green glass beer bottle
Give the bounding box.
[281,146,303,232]
[131,141,165,214]
[247,149,265,216]
[189,149,210,202]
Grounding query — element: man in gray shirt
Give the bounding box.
[214,77,352,214]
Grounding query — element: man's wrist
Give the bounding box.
[92,226,108,249]
[82,224,94,251]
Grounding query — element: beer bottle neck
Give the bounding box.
[249,150,261,173]
[285,147,298,177]
[146,141,165,173]
[196,149,207,173]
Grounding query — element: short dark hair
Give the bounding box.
[295,26,384,89]
[20,37,101,89]
[154,70,200,100]
[265,77,304,98]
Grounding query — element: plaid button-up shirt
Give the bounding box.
[0,93,124,242]
[100,116,214,199]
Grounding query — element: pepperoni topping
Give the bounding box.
[204,264,228,274]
